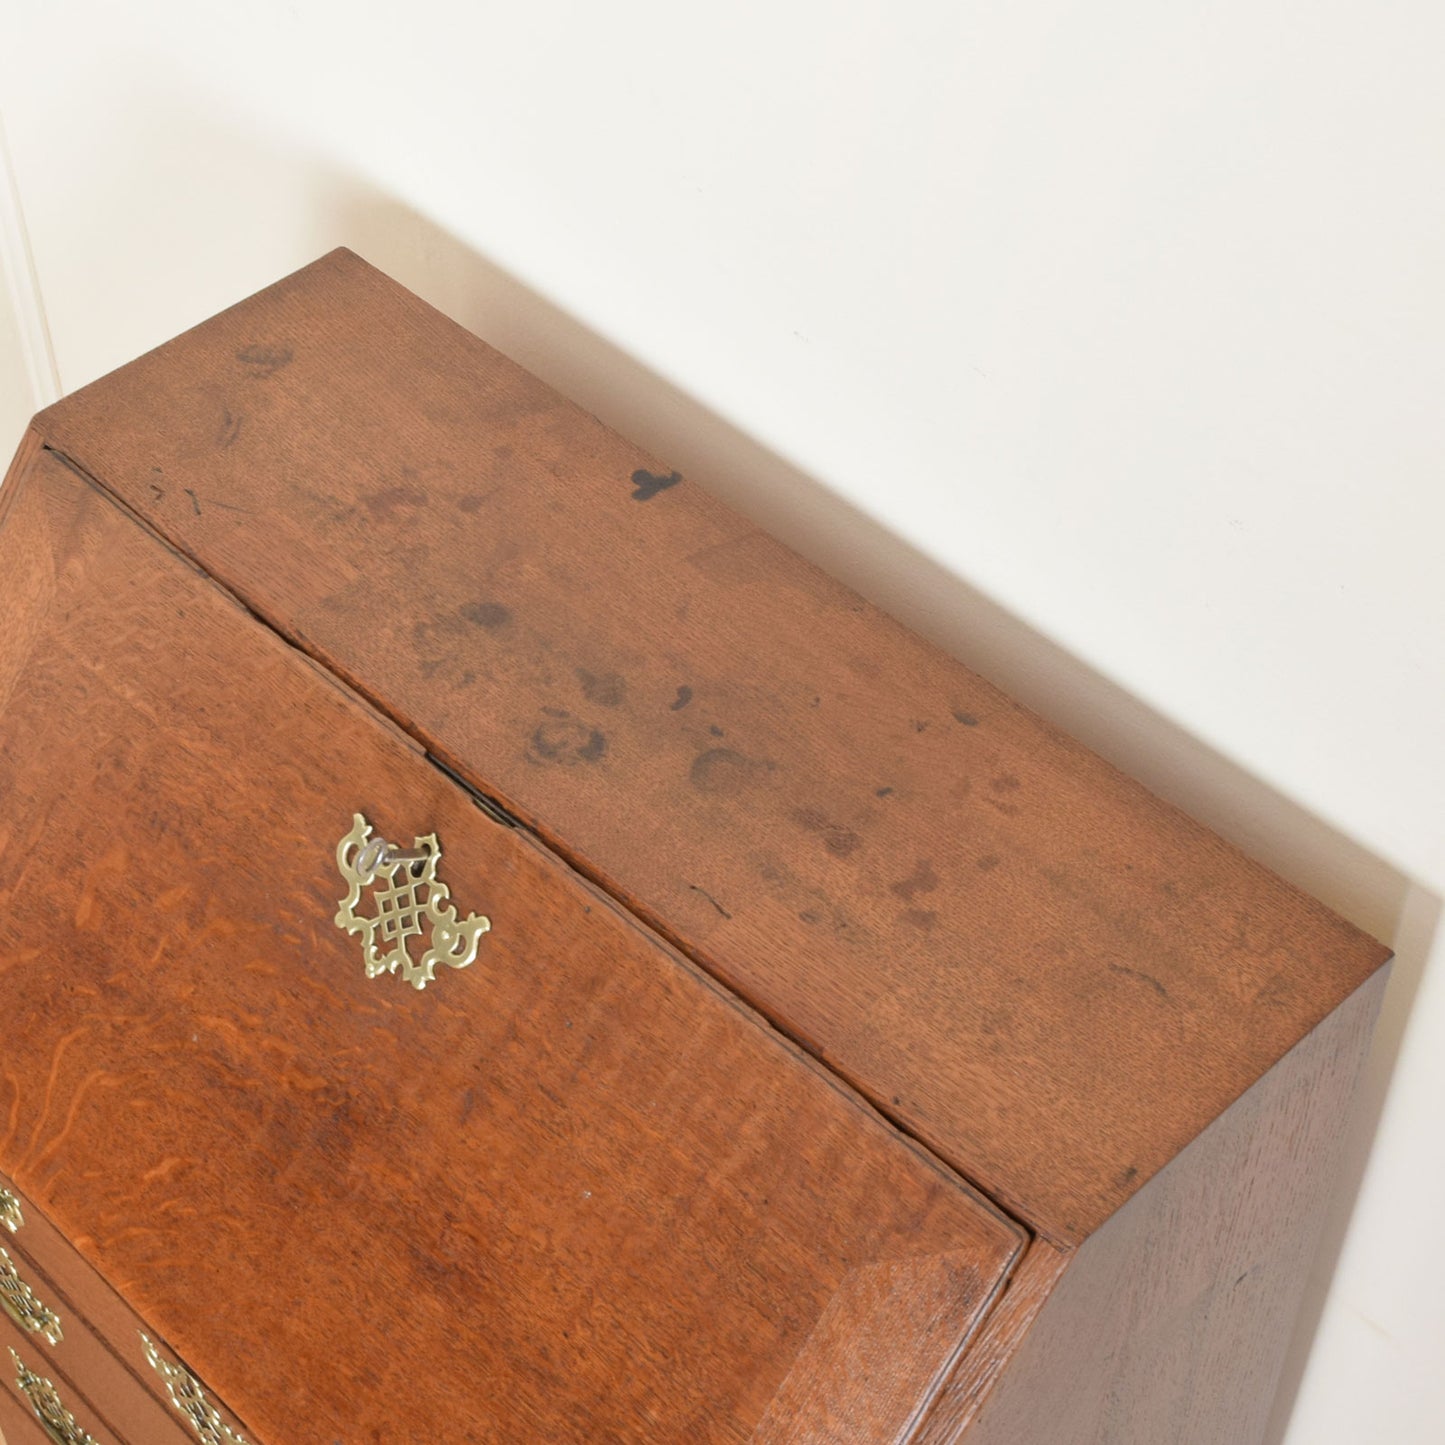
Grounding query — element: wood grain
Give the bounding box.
[33,249,1391,1242]
[0,451,1022,1445]
[913,968,1389,1444]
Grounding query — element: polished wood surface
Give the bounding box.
[35,249,1390,1242]
[0,451,1022,1444]
[920,970,1388,1444]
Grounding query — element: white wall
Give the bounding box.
[2,4,1440,1438]
[0,280,31,451]
[0,115,49,450]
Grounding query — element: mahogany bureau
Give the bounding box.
[0,250,1390,1444]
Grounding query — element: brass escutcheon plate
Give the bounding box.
[10,1348,97,1445]
[141,1334,249,1445]
[334,814,491,990]
[0,1247,63,1345]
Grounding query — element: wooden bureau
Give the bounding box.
[0,250,1390,1443]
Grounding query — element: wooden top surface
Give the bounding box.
[0,451,1021,1443]
[33,249,1390,1243]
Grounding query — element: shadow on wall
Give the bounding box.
[15,88,1435,1431]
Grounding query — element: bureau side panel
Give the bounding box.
[913,969,1388,1445]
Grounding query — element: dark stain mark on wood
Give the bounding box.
[457,494,488,513]
[149,483,165,502]
[690,747,770,797]
[529,712,607,766]
[297,483,358,526]
[631,468,683,501]
[903,909,938,930]
[413,616,468,654]
[709,724,724,738]
[363,486,430,520]
[912,720,929,733]
[1108,965,1171,1001]
[217,409,243,448]
[193,492,253,515]
[758,855,858,939]
[1253,973,1297,1010]
[875,786,893,798]
[890,859,939,901]
[184,488,202,516]
[670,685,693,711]
[461,601,511,630]
[985,776,1022,816]
[577,669,626,707]
[687,884,733,920]
[952,709,980,726]
[977,854,1001,871]
[980,1006,1014,1036]
[235,343,294,376]
[791,807,861,858]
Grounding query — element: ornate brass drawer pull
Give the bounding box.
[141,1333,249,1445]
[0,1188,21,1234]
[335,813,491,989]
[0,1246,63,1344]
[9,1348,98,1445]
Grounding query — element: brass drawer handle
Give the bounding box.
[9,1348,99,1445]
[335,813,491,990]
[0,1188,21,1234]
[141,1333,249,1445]
[0,1247,63,1345]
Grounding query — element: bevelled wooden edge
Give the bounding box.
[751,1249,1016,1443]
[906,1239,1072,1443]
[26,250,1392,1243]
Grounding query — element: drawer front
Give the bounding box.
[0,1183,232,1445]
[0,454,1022,1439]
[1,1340,116,1445]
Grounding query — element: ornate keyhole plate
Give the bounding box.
[334,814,491,990]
